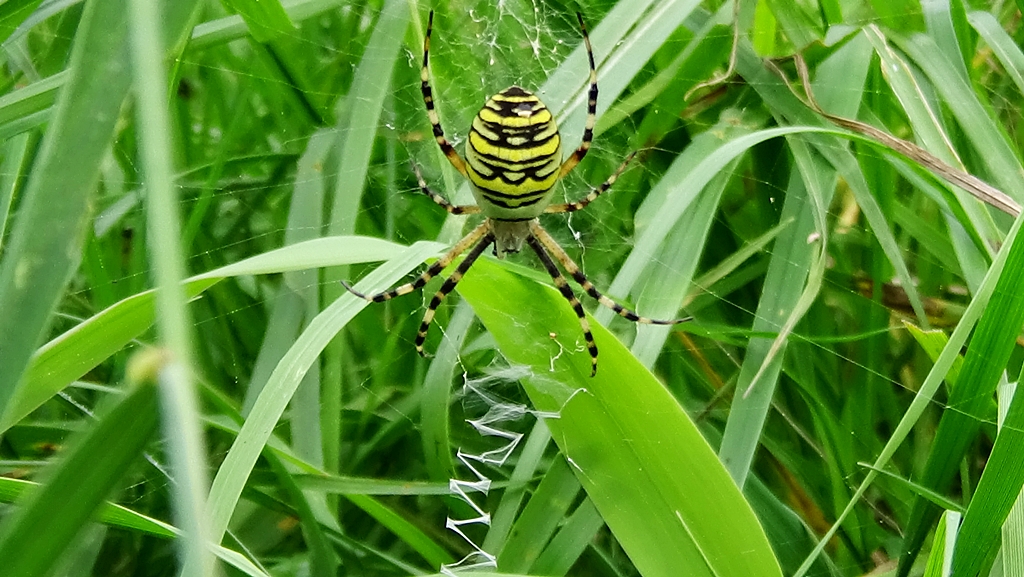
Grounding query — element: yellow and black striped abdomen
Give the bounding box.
[465,86,562,219]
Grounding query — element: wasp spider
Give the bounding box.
[345,11,690,376]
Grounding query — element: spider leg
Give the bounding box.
[545,151,635,214]
[530,221,691,325]
[557,12,598,179]
[410,161,480,215]
[423,11,469,178]
[415,232,494,355]
[342,222,490,302]
[526,234,599,377]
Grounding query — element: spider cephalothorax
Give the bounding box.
[345,11,690,376]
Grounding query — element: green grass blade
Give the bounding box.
[483,421,552,552]
[457,257,782,577]
[0,132,32,247]
[343,493,453,568]
[530,497,604,575]
[734,37,930,324]
[0,0,131,417]
[421,301,475,481]
[221,0,295,42]
[720,157,825,485]
[4,236,423,434]
[898,177,1024,574]
[970,11,1024,96]
[922,511,959,577]
[0,475,270,576]
[0,72,64,139]
[895,32,1024,203]
[864,25,994,288]
[498,456,580,573]
[607,108,758,363]
[127,0,211,570]
[206,241,441,543]
[952,383,1024,576]
[327,0,407,238]
[0,379,159,577]
[796,210,1024,575]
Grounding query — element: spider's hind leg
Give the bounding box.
[525,234,600,377]
[529,221,691,326]
[415,233,494,355]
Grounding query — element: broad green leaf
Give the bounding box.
[457,257,782,577]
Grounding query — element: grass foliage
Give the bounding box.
[1,0,1023,575]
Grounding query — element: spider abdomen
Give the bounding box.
[465,86,562,219]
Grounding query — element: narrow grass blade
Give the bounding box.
[0,72,64,139]
[952,383,1024,576]
[327,0,407,238]
[0,0,131,417]
[720,160,824,485]
[895,32,1024,202]
[483,420,552,552]
[898,188,1024,574]
[795,211,1024,576]
[530,497,604,575]
[0,132,32,246]
[343,493,453,568]
[0,379,159,577]
[922,511,960,577]
[498,456,580,573]
[206,241,441,542]
[0,446,271,576]
[735,38,929,324]
[457,257,782,577]
[421,301,475,481]
[970,11,1024,96]
[127,0,211,569]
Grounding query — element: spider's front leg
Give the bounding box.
[545,151,636,214]
[410,161,480,216]
[342,222,490,303]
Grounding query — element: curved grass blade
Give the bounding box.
[0,476,270,576]
[205,240,441,543]
[951,382,1024,576]
[3,236,427,434]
